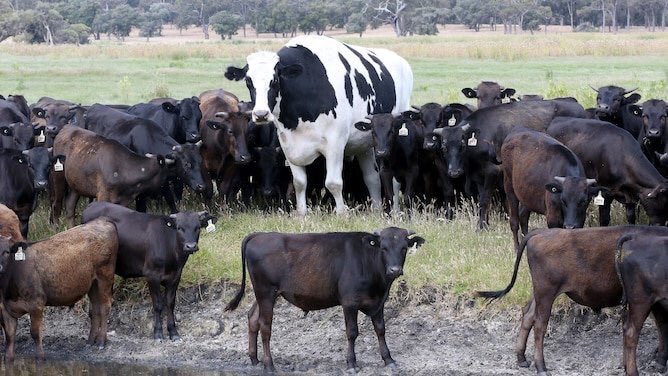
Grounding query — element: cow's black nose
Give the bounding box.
[188,134,201,143]
[46,126,57,133]
[195,184,205,192]
[564,225,575,230]
[184,243,198,253]
[376,150,388,157]
[648,129,660,136]
[387,266,403,277]
[262,188,274,196]
[449,169,464,178]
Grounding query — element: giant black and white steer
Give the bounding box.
[225,35,413,215]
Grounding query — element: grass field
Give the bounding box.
[2,30,668,309]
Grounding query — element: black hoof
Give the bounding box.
[518,360,531,368]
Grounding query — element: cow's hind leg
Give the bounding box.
[256,290,278,372]
[370,306,395,367]
[147,279,165,340]
[532,290,558,375]
[247,302,260,365]
[343,306,360,371]
[516,297,535,367]
[3,312,18,362]
[64,190,80,228]
[89,277,113,348]
[29,307,45,360]
[288,164,308,215]
[652,304,668,371]
[623,300,651,376]
[165,280,181,340]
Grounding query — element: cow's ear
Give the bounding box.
[162,217,176,229]
[0,126,13,136]
[10,242,28,254]
[198,211,218,227]
[362,234,380,247]
[279,64,303,79]
[0,94,5,100]
[545,183,562,194]
[225,65,248,81]
[32,107,46,118]
[628,105,642,117]
[401,109,421,121]
[162,102,178,114]
[624,93,642,105]
[589,186,609,196]
[462,88,477,98]
[408,236,425,249]
[354,121,371,132]
[501,88,516,98]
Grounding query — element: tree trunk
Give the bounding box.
[627,2,631,29]
[43,22,53,45]
[202,23,209,39]
[601,0,606,32]
[242,24,246,37]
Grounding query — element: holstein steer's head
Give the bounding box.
[545,176,598,229]
[0,122,39,151]
[591,85,641,118]
[226,52,301,125]
[462,81,516,109]
[22,147,56,191]
[630,99,667,140]
[169,141,206,192]
[167,211,218,254]
[207,111,252,164]
[365,227,425,279]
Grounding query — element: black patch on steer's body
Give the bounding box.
[338,53,354,107]
[276,45,338,130]
[344,44,396,115]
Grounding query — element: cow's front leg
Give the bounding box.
[370,307,395,367]
[324,147,346,214]
[343,306,360,371]
[288,163,308,215]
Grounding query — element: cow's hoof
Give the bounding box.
[537,371,551,376]
[517,360,531,368]
[170,334,181,341]
[344,367,359,374]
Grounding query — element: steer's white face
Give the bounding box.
[246,52,280,124]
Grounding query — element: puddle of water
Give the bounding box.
[0,357,244,376]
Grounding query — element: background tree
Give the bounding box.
[108,4,140,40]
[173,0,199,34]
[0,0,22,43]
[139,2,173,40]
[345,12,368,36]
[209,11,243,39]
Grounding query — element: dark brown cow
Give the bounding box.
[52,126,171,226]
[592,85,643,138]
[30,97,83,146]
[617,235,668,376]
[198,89,251,207]
[0,219,118,361]
[501,128,597,249]
[462,81,516,109]
[225,227,425,372]
[475,225,668,375]
[0,204,23,243]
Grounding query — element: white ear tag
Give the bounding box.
[54,158,63,171]
[467,132,478,147]
[206,219,216,233]
[15,246,25,261]
[37,130,45,143]
[448,115,456,126]
[502,97,511,104]
[398,123,408,137]
[284,159,290,167]
[594,191,605,206]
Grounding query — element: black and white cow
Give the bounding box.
[225,35,413,215]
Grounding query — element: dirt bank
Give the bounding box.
[4,280,665,375]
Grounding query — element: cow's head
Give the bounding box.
[591,85,641,118]
[630,99,667,140]
[168,142,206,193]
[226,52,286,125]
[1,239,24,273]
[167,211,218,254]
[21,147,54,191]
[432,125,470,178]
[365,227,425,279]
[639,183,668,226]
[207,111,252,164]
[252,146,284,197]
[412,103,443,136]
[32,104,77,136]
[176,97,203,143]
[462,82,516,109]
[355,114,398,159]
[0,122,37,151]
[545,176,598,229]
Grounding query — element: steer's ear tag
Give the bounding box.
[14,247,25,261]
[594,191,605,206]
[502,97,511,104]
[206,219,216,233]
[448,114,456,126]
[284,159,290,167]
[37,130,45,143]
[467,132,478,147]
[54,158,63,172]
[398,123,408,137]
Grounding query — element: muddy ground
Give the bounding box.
[2,280,665,375]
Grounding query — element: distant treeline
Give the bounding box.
[1,0,667,44]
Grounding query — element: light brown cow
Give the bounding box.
[0,204,23,243]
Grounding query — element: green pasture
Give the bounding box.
[3,31,668,309]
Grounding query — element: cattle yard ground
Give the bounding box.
[1,30,668,373]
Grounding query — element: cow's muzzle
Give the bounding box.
[183,243,199,253]
[386,266,403,278]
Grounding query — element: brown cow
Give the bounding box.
[501,128,597,249]
[0,218,118,361]
[462,81,516,109]
[225,227,425,372]
[52,125,172,226]
[0,204,23,243]
[475,225,668,375]
[616,235,668,376]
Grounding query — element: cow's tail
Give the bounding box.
[474,231,535,301]
[224,234,254,312]
[615,234,636,306]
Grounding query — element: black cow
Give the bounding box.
[224,227,425,372]
[0,149,39,238]
[462,81,516,109]
[0,97,29,127]
[501,128,597,250]
[20,146,54,191]
[0,122,39,151]
[547,117,668,226]
[82,202,216,341]
[630,99,668,175]
[592,85,643,138]
[85,104,206,212]
[355,112,424,211]
[130,96,203,144]
[617,234,668,376]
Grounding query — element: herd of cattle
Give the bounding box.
[0,35,666,375]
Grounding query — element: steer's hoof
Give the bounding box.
[345,367,359,374]
[386,362,398,369]
[537,371,551,376]
[517,360,531,368]
[170,334,181,341]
